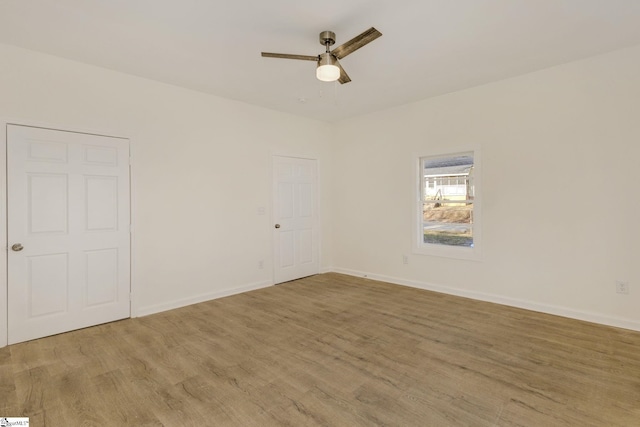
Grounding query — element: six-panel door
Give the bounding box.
[7,125,131,344]
[272,156,319,284]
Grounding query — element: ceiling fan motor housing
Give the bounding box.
[319,31,336,47]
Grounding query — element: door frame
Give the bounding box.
[270,153,322,284]
[0,119,137,348]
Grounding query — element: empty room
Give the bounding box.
[1,1,639,426]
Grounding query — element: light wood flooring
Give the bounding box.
[1,273,639,426]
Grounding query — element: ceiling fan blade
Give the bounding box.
[331,27,382,59]
[336,60,351,84]
[261,52,318,61]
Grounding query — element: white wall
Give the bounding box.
[332,45,640,330]
[0,44,333,328]
[2,40,639,344]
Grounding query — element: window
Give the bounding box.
[415,151,480,259]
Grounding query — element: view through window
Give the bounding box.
[420,153,474,247]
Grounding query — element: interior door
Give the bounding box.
[272,156,319,284]
[7,124,131,344]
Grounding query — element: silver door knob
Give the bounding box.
[275,224,281,229]
[11,243,24,252]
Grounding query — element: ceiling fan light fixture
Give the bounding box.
[316,53,340,82]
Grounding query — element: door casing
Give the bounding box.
[0,119,137,348]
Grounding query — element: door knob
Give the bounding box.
[11,243,24,252]
[275,224,281,229]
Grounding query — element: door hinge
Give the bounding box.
[129,224,134,233]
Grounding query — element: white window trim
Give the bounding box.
[412,148,482,261]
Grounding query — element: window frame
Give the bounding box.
[412,148,482,261]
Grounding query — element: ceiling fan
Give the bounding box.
[261,27,382,84]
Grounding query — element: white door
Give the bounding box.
[7,125,131,344]
[273,156,319,284]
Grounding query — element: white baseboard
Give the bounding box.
[136,280,273,317]
[333,268,640,332]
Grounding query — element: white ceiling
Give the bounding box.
[2,1,640,122]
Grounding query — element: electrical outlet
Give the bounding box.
[616,281,629,294]
[402,255,409,265]
[258,260,264,269]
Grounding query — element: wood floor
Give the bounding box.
[1,273,639,426]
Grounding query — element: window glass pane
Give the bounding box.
[421,152,474,248]
[423,202,473,246]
